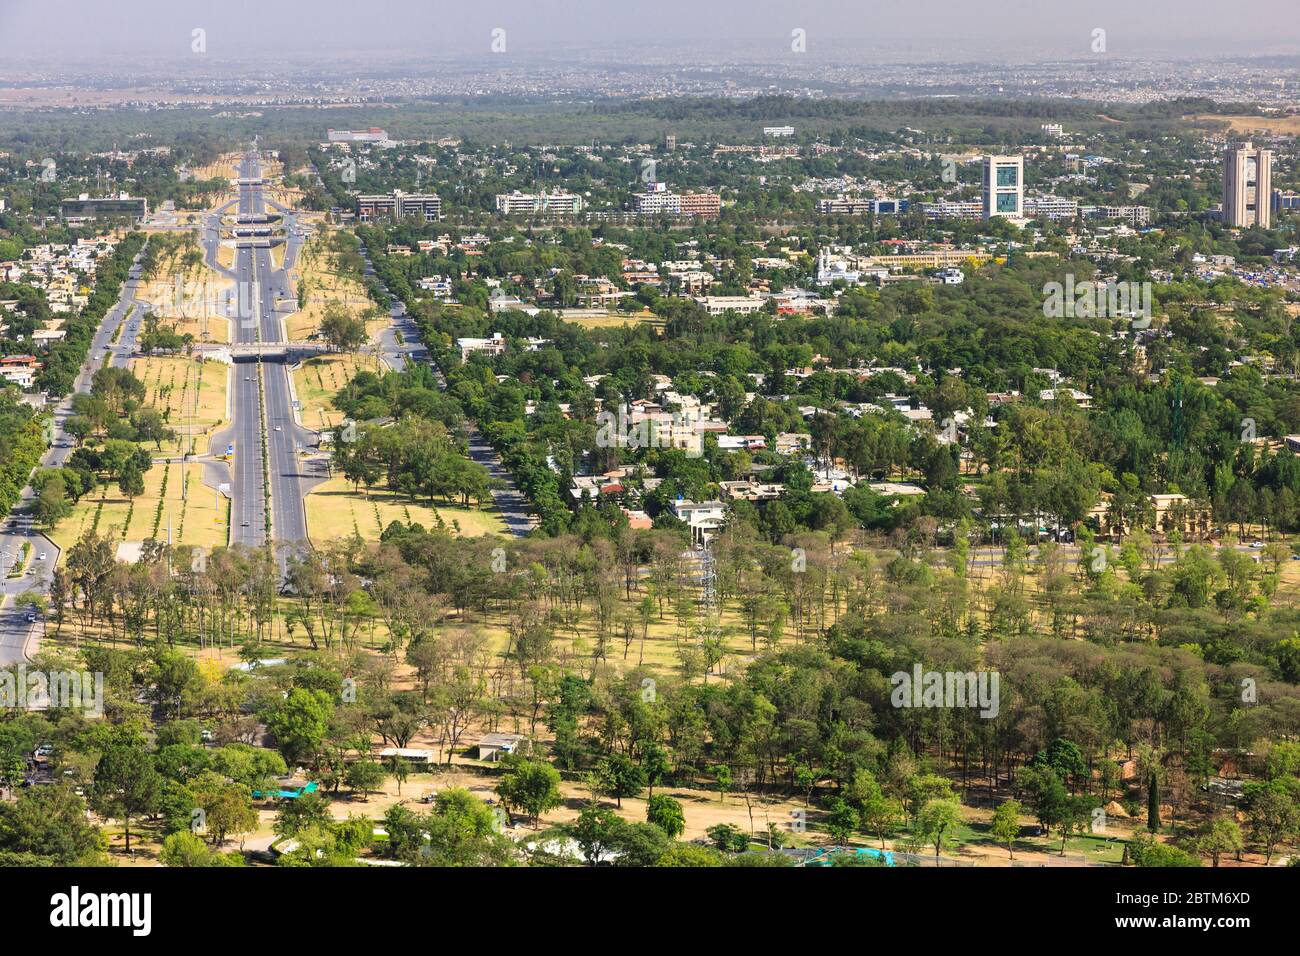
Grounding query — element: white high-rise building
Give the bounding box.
[983,155,1023,220]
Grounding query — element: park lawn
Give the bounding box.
[285,229,374,341]
[192,156,238,181]
[562,310,664,330]
[50,462,229,560]
[292,353,380,432]
[305,473,507,545]
[136,270,233,344]
[131,355,229,457]
[286,297,373,341]
[168,463,231,550]
[49,488,131,556]
[461,566,779,678]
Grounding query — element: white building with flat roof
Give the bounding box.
[495,189,585,216]
[694,295,766,316]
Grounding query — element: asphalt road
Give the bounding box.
[206,151,316,570]
[359,247,537,536]
[0,246,147,664]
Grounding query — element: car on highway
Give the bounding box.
[274,425,282,431]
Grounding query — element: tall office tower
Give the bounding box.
[983,155,1023,219]
[1223,142,1273,228]
[665,133,676,152]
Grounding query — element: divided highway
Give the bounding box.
[208,150,320,565]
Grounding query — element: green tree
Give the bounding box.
[990,799,1023,859]
[496,759,562,827]
[264,688,334,766]
[825,797,860,847]
[646,793,685,837]
[92,740,161,853]
[915,798,962,860]
[1193,817,1245,867]
[596,753,647,808]
[344,760,386,800]
[0,785,103,864]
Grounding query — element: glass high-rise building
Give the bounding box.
[983,155,1023,219]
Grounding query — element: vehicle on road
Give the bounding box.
[37,552,46,561]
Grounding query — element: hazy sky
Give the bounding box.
[0,0,1297,64]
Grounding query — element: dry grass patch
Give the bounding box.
[131,355,229,457]
[291,353,380,432]
[49,462,229,560]
[136,272,233,344]
[1193,114,1300,136]
[562,310,664,330]
[285,229,375,341]
[307,474,507,544]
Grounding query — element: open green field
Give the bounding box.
[286,228,379,341]
[305,473,506,544]
[131,355,228,457]
[561,310,664,330]
[292,353,382,432]
[49,461,229,559]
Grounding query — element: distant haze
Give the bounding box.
[0,0,1297,65]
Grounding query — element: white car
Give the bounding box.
[37,552,46,561]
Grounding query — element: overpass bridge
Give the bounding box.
[191,342,331,361]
